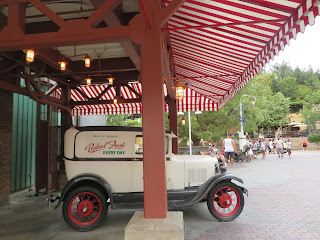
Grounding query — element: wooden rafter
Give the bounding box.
[90,0,141,71]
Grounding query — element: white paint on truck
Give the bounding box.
[64,127,218,193]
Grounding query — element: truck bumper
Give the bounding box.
[47,194,61,210]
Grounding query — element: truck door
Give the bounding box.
[131,135,169,192]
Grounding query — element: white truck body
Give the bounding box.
[64,127,218,193]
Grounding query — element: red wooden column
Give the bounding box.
[140,2,167,218]
[168,98,178,154]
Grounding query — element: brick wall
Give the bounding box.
[0,89,13,206]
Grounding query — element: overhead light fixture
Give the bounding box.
[170,79,186,101]
[107,77,114,85]
[58,61,67,71]
[164,77,187,101]
[23,49,37,63]
[177,111,184,116]
[113,97,118,104]
[83,55,92,68]
[181,117,186,126]
[85,77,92,85]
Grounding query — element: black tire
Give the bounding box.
[62,186,108,231]
[207,182,244,222]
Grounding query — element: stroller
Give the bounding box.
[235,144,251,162]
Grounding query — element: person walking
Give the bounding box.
[286,139,293,157]
[222,133,236,168]
[253,141,258,159]
[275,137,284,158]
[302,138,307,151]
[268,139,273,154]
[260,139,267,159]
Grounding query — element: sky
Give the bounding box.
[265,16,320,72]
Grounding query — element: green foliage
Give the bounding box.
[176,62,320,143]
[308,134,320,143]
[106,114,142,127]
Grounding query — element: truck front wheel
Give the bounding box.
[207,182,244,222]
[62,186,108,231]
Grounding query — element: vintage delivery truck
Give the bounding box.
[48,126,248,231]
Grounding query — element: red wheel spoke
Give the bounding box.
[212,186,241,217]
[68,191,103,226]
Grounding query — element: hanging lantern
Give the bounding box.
[108,77,114,85]
[58,61,67,71]
[181,117,186,126]
[83,56,92,68]
[113,97,118,104]
[23,49,36,63]
[85,77,92,85]
[172,79,186,101]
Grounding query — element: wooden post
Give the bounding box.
[140,1,167,218]
[168,98,178,154]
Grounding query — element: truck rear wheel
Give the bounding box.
[62,186,108,231]
[207,182,244,222]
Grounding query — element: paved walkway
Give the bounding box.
[184,150,320,240]
[0,151,319,240]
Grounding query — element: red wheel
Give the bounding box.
[68,192,102,226]
[207,182,244,222]
[63,186,108,231]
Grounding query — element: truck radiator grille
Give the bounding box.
[187,168,207,185]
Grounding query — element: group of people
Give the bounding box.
[208,134,235,167]
[208,134,303,168]
[267,137,293,158]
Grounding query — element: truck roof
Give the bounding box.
[75,126,172,134]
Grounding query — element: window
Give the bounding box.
[135,135,143,154]
[135,135,169,154]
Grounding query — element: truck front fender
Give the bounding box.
[54,173,113,209]
[172,173,244,209]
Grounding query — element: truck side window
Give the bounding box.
[135,135,169,154]
[135,135,143,154]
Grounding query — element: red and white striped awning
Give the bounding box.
[55,83,218,115]
[55,0,319,115]
[164,0,320,108]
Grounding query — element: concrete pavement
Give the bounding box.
[0,151,319,240]
[184,150,320,240]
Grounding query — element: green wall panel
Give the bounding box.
[11,93,37,192]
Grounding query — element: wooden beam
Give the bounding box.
[0,52,69,85]
[7,2,26,36]
[90,0,141,71]
[70,71,139,85]
[36,48,82,82]
[45,83,59,96]
[0,79,64,104]
[162,36,175,99]
[29,0,65,27]
[70,97,141,106]
[0,0,27,4]
[68,57,136,74]
[0,25,130,51]
[87,0,123,27]
[125,83,141,98]
[158,0,186,26]
[73,87,90,100]
[96,84,112,99]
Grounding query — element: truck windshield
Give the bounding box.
[135,135,169,154]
